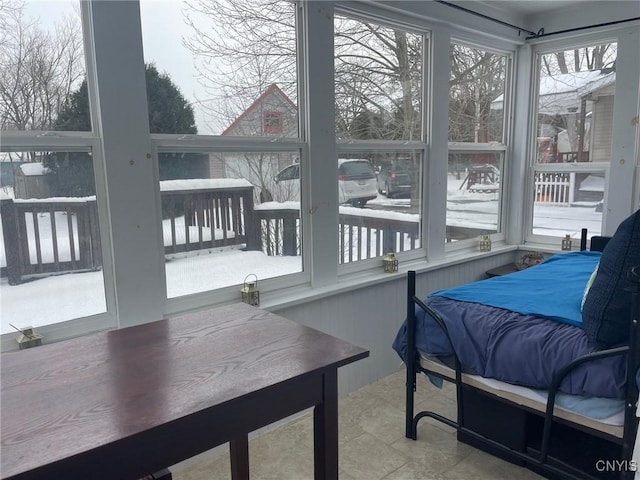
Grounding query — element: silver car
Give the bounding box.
[337,158,377,207]
[274,159,377,207]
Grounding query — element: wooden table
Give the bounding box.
[1,303,369,480]
[485,263,519,278]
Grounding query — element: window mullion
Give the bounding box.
[87,0,166,328]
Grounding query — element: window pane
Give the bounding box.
[532,170,603,238]
[447,152,502,241]
[0,149,106,334]
[159,150,302,298]
[449,44,507,143]
[334,16,423,141]
[140,0,298,136]
[338,152,422,264]
[535,43,617,164]
[531,43,615,239]
[1,0,88,131]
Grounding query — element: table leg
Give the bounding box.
[230,435,249,480]
[313,369,339,480]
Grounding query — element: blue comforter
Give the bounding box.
[432,251,601,328]
[393,252,629,399]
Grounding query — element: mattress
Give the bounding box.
[419,355,624,437]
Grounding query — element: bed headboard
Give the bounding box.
[579,227,611,252]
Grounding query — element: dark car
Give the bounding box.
[377,160,414,198]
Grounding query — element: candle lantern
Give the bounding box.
[561,234,573,251]
[479,235,492,252]
[12,325,43,350]
[241,274,260,306]
[383,252,398,273]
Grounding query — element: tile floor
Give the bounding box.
[171,369,544,480]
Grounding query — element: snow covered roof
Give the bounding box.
[19,162,49,176]
[578,71,615,97]
[579,174,605,192]
[492,69,615,115]
[159,178,253,192]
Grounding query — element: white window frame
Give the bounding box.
[0,132,117,351]
[524,31,627,244]
[150,135,311,315]
[139,0,310,313]
[445,40,515,253]
[333,8,431,274]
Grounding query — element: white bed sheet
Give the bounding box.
[419,354,625,438]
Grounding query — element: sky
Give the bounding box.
[138,0,212,132]
[24,0,215,133]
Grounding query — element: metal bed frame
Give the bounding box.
[404,239,640,479]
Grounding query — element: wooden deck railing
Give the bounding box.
[338,212,419,263]
[161,185,258,255]
[0,198,101,285]
[2,187,491,284]
[254,207,300,256]
[253,205,491,254]
[253,205,421,263]
[1,184,258,284]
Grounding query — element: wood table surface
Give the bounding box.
[1,303,369,480]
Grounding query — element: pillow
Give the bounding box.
[581,262,598,311]
[582,209,640,348]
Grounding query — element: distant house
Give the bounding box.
[210,84,300,202]
[577,70,615,163]
[493,69,615,163]
[14,162,51,199]
[221,83,298,137]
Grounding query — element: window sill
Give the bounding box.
[1,244,524,352]
[259,243,519,312]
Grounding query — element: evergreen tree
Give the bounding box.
[46,64,201,196]
[54,64,197,133]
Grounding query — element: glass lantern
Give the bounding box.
[561,234,573,251]
[382,252,398,273]
[479,235,492,252]
[240,274,260,306]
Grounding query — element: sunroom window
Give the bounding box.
[158,149,302,298]
[529,42,617,240]
[140,0,304,300]
[447,42,510,246]
[0,1,109,340]
[334,14,425,267]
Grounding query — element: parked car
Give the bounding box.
[273,163,300,201]
[337,158,377,207]
[274,159,377,207]
[376,159,414,198]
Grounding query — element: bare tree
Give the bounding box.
[541,44,616,76]
[183,0,297,136]
[183,0,423,141]
[449,45,507,144]
[334,17,422,141]
[0,0,84,132]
